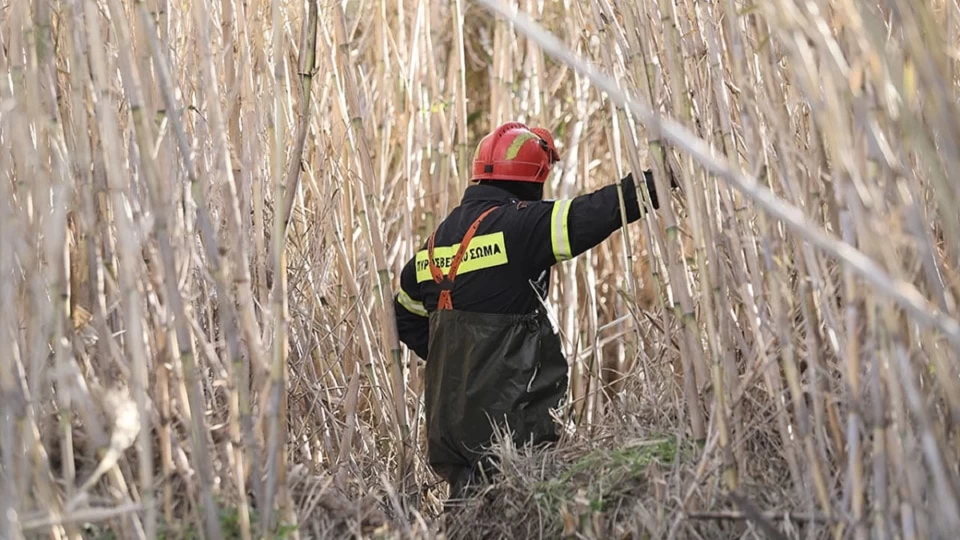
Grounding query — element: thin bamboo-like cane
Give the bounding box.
[331,2,413,498]
[0,104,24,540]
[20,2,74,535]
[80,2,156,538]
[626,0,706,441]
[136,0,270,521]
[263,0,290,532]
[452,0,470,189]
[273,1,319,261]
[650,0,711,402]
[693,0,741,490]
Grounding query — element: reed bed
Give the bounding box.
[2,0,960,538]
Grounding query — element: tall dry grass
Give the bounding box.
[2,0,960,538]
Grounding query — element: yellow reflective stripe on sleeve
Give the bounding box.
[414,232,509,283]
[551,199,573,261]
[397,288,428,317]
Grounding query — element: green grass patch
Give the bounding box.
[532,435,690,517]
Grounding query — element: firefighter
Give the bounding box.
[393,121,675,503]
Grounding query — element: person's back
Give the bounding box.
[405,187,552,315]
[393,121,674,502]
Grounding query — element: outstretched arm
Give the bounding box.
[518,170,671,275]
[393,255,430,360]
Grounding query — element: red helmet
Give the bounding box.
[472,122,560,183]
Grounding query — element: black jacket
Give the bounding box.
[394,172,651,358]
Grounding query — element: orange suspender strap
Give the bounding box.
[426,206,501,311]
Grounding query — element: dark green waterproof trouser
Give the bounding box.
[424,308,569,501]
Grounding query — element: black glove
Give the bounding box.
[619,170,675,210]
[620,168,680,215]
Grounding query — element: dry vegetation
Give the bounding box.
[3,0,960,538]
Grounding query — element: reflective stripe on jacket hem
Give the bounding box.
[397,288,428,317]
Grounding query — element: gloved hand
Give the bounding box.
[622,168,680,210]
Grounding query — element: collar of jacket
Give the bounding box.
[461,183,519,204]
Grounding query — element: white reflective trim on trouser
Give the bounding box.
[550,199,573,261]
[397,288,428,317]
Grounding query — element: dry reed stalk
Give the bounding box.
[739,10,817,505]
[625,0,707,442]
[714,0,773,481]
[273,0,319,257]
[691,0,741,490]
[263,0,291,532]
[78,2,156,538]
[111,0,243,537]
[222,0,242,184]
[601,24,655,402]
[452,0,469,188]
[97,2,183,537]
[22,502,144,533]
[582,0,642,334]
[245,1,270,309]
[54,7,93,540]
[196,0,279,535]
[331,2,412,497]
[649,0,711,401]
[775,239,834,521]
[841,211,866,539]
[330,217,385,466]
[612,4,672,405]
[555,70,595,418]
[0,114,23,540]
[417,3,445,219]
[136,0,268,522]
[264,2,319,535]
[17,4,74,537]
[582,246,602,425]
